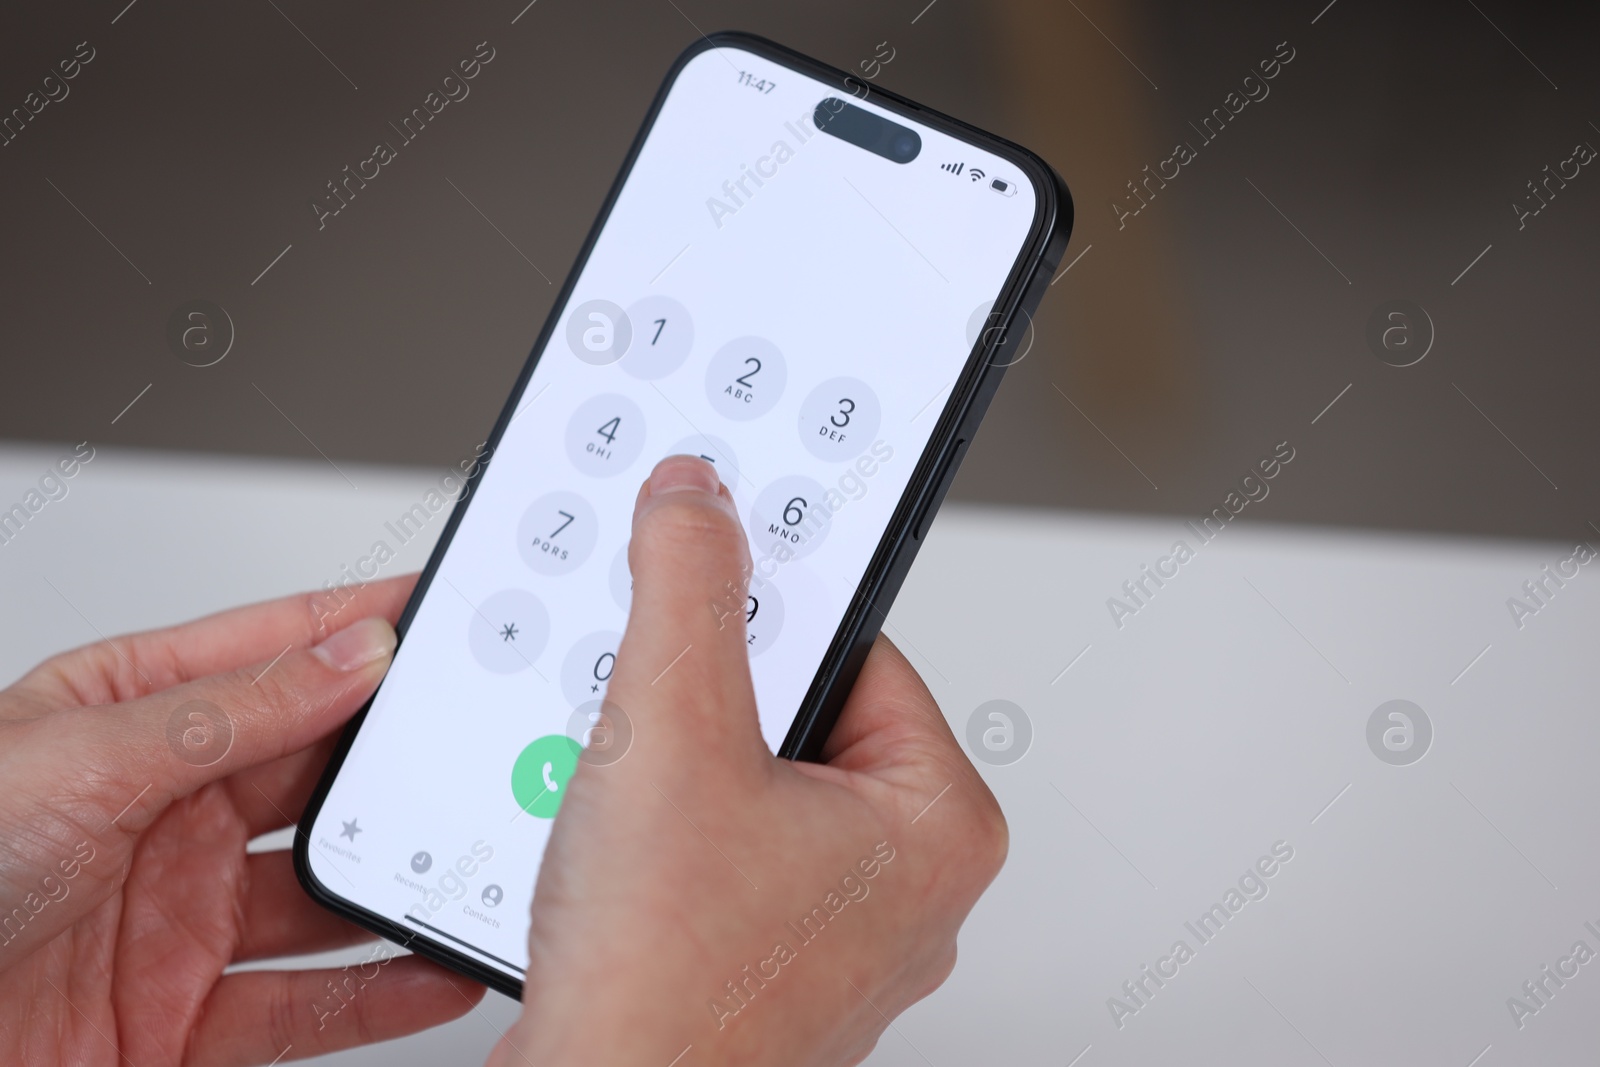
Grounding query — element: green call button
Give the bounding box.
[511,734,582,819]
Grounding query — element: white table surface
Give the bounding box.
[2,443,1595,1067]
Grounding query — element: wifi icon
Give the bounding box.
[940,161,965,175]
[969,167,987,183]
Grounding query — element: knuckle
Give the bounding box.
[950,776,1008,885]
[347,976,382,1046]
[263,975,302,1052]
[974,795,1009,881]
[907,942,960,1005]
[932,942,959,989]
[33,642,132,705]
[841,1031,884,1067]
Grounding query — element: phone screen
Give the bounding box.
[305,41,1043,981]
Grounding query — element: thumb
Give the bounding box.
[604,456,767,780]
[63,616,396,837]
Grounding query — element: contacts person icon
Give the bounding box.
[481,884,503,908]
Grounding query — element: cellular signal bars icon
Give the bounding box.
[941,161,989,184]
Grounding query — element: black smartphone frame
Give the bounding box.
[295,29,1072,1000]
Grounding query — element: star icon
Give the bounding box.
[340,818,362,842]
[590,682,599,693]
[499,622,519,642]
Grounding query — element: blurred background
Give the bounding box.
[3,0,1595,539]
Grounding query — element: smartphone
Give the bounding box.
[296,31,1071,997]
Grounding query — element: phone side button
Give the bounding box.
[913,438,967,541]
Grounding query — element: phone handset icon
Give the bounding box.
[512,734,582,819]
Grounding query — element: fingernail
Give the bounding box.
[312,617,396,672]
[647,455,721,498]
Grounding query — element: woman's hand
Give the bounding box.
[495,456,1007,1067]
[0,454,1005,1067]
[0,576,483,1065]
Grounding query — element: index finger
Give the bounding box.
[11,574,417,709]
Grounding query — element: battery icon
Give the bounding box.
[990,178,1017,197]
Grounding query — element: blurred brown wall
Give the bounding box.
[2,0,1596,541]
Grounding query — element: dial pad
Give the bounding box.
[481,293,903,707]
[608,543,633,612]
[798,378,881,462]
[466,589,551,673]
[705,336,787,419]
[561,630,622,707]
[518,491,599,576]
[667,433,744,489]
[749,474,832,563]
[743,581,784,656]
[566,393,647,477]
[621,296,694,380]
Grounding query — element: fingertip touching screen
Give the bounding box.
[308,43,1040,980]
